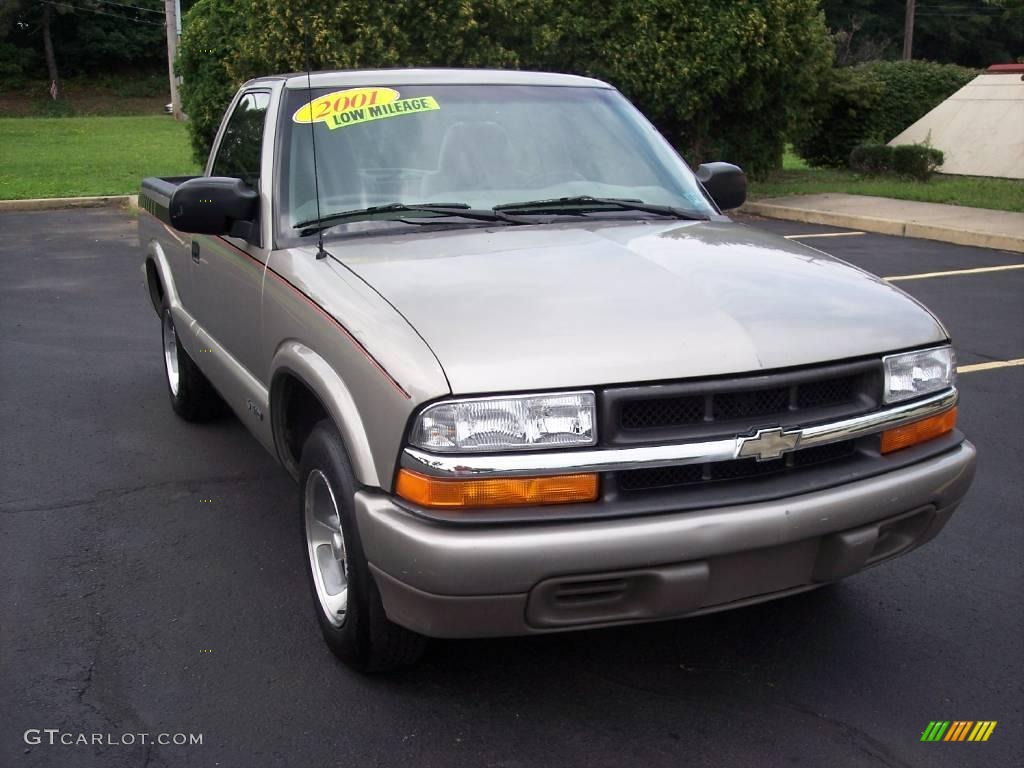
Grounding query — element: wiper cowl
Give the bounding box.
[494,195,709,221]
[297,203,525,235]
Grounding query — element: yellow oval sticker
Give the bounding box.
[293,87,401,125]
[292,87,440,130]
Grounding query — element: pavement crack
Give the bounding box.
[776,700,916,768]
[77,660,96,706]
[0,474,268,514]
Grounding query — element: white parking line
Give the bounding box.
[958,358,1024,374]
[885,263,1024,282]
[784,231,866,240]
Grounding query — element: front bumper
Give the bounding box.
[357,441,976,638]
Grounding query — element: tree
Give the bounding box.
[0,0,169,84]
[822,0,1024,67]
[41,2,59,95]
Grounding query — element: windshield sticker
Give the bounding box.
[292,87,439,130]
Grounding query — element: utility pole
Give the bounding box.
[164,0,183,120]
[902,0,916,60]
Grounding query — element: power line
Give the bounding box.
[94,0,164,16]
[915,4,1004,11]
[44,0,166,26]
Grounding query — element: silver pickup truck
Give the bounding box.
[140,69,976,671]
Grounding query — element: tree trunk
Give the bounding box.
[164,0,183,120]
[42,2,59,97]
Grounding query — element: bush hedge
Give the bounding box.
[178,0,833,177]
[849,143,944,180]
[863,61,976,144]
[891,144,944,180]
[792,66,883,168]
[796,60,976,168]
[848,143,894,175]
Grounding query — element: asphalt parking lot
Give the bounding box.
[1,208,1021,768]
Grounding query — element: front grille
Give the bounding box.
[603,360,881,446]
[616,374,863,433]
[713,387,790,420]
[602,360,881,497]
[620,395,704,429]
[797,375,857,409]
[618,440,858,493]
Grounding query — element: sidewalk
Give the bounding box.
[743,193,1024,253]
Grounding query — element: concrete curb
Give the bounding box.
[743,200,1024,254]
[0,195,138,212]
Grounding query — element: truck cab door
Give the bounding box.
[190,90,271,386]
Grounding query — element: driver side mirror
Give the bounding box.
[695,162,747,211]
[170,176,259,238]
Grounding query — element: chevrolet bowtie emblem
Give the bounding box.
[737,427,802,462]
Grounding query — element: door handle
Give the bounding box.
[191,241,201,264]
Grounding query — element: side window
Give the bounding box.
[211,91,270,188]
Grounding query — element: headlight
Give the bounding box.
[409,391,596,452]
[883,346,956,404]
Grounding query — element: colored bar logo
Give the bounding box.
[921,721,997,742]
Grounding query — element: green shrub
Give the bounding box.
[863,61,976,143]
[107,73,169,99]
[0,41,31,89]
[797,60,975,169]
[523,0,833,178]
[177,0,249,164]
[849,143,894,175]
[793,66,883,168]
[179,0,833,177]
[848,143,943,180]
[891,144,944,181]
[32,98,76,118]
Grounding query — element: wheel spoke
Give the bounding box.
[162,310,180,396]
[304,469,349,627]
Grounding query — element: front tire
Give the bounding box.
[160,303,222,422]
[299,421,426,672]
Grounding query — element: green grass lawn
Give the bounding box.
[749,148,1024,212]
[0,116,200,199]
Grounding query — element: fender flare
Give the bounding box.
[269,341,379,488]
[143,237,181,315]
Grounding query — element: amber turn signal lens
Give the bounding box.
[396,469,599,509]
[880,407,957,454]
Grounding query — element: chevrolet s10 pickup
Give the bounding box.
[139,69,976,671]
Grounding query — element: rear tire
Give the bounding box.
[299,420,426,672]
[160,302,223,422]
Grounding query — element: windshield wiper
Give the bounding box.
[494,195,709,221]
[296,203,525,235]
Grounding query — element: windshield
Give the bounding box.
[277,83,716,236]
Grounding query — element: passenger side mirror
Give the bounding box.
[695,162,747,211]
[169,176,259,238]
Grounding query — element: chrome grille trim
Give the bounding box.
[401,388,958,479]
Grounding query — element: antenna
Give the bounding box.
[303,17,327,260]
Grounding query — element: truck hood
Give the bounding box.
[333,220,946,393]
